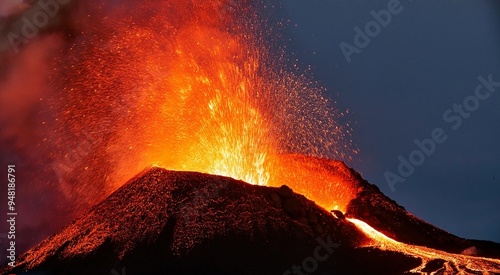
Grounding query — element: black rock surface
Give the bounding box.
[2,159,499,274]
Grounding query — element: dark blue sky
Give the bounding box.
[276,0,500,242]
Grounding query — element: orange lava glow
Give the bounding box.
[55,1,358,211]
[348,218,500,273]
[10,2,499,272]
[114,23,277,187]
[269,154,359,212]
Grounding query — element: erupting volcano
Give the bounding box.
[41,0,355,211]
[1,0,499,274]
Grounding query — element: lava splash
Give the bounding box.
[42,0,355,211]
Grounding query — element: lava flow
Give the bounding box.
[348,218,500,274]
[3,1,499,273]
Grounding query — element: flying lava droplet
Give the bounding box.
[47,0,356,211]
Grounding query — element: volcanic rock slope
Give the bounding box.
[2,157,500,275]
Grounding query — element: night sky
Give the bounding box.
[277,0,500,242]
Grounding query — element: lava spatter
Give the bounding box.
[51,0,355,211]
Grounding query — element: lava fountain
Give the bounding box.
[44,0,356,212]
[2,1,500,273]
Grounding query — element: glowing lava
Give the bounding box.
[348,218,500,274]
[113,24,277,187]
[49,0,355,211]
[5,2,499,273]
[270,154,359,212]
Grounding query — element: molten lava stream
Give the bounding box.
[348,218,500,274]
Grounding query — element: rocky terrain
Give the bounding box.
[2,158,500,274]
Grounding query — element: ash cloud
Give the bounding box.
[0,0,89,262]
[0,35,62,144]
